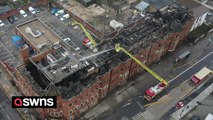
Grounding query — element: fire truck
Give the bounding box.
[191,66,212,85]
[115,44,168,101]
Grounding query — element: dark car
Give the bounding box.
[190,115,200,120]
[36,8,41,13]
[13,16,18,21]
[7,17,14,24]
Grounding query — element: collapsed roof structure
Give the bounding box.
[15,3,192,100]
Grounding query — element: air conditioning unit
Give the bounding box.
[70,64,78,69]
[47,54,57,64]
[37,43,47,49]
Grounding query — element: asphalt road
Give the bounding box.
[0,88,22,120]
[97,51,213,120]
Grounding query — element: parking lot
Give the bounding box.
[0,5,96,69]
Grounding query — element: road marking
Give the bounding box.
[136,101,144,110]
[6,114,11,120]
[0,105,4,111]
[132,111,142,120]
[169,51,213,83]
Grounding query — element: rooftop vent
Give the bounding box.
[37,43,47,49]
[25,27,42,38]
[47,54,57,64]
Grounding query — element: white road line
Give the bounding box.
[0,105,4,111]
[4,58,14,63]
[169,51,213,83]
[0,54,11,59]
[6,114,11,120]
[132,111,142,120]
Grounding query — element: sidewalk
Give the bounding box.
[83,32,213,119]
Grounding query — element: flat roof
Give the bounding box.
[16,19,61,51]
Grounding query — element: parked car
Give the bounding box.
[36,8,40,13]
[0,20,5,27]
[60,13,70,21]
[28,7,36,14]
[55,9,64,16]
[13,16,18,21]
[7,17,15,24]
[63,37,71,43]
[175,101,184,109]
[51,7,59,15]
[20,10,28,17]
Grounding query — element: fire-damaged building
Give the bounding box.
[13,3,193,120]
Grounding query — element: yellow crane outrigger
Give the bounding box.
[72,21,97,46]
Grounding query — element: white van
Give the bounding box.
[60,14,70,21]
[20,10,28,17]
[55,9,64,16]
[28,7,36,14]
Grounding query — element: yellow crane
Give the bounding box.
[115,43,169,101]
[72,21,97,46]
[115,43,168,85]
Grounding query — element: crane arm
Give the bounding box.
[115,43,168,86]
[72,21,97,46]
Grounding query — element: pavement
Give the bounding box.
[83,30,213,120]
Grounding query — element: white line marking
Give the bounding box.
[0,105,4,111]
[169,51,213,83]
[6,114,11,120]
[4,58,14,63]
[132,111,142,120]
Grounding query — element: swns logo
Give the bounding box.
[12,96,57,108]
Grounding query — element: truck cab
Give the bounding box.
[83,38,93,49]
[144,82,166,101]
[83,38,97,53]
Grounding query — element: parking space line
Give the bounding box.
[0,51,10,56]
[6,114,11,120]
[4,58,14,63]
[0,105,4,111]
[0,54,11,59]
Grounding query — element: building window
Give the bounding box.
[59,105,62,108]
[59,111,63,116]
[69,110,73,115]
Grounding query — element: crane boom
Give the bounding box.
[72,21,97,46]
[115,43,168,86]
